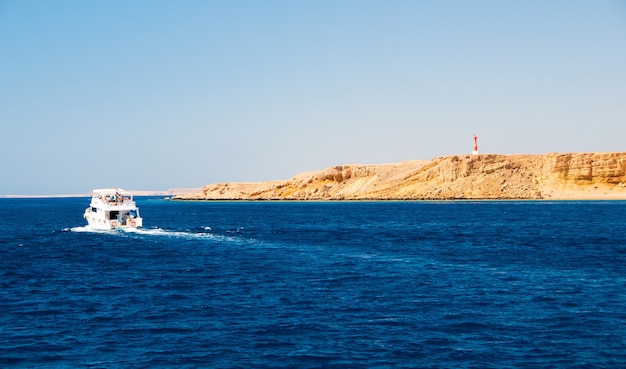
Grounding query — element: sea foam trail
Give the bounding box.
[67,225,251,244]
[67,225,113,234]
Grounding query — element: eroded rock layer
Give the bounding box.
[173,152,626,200]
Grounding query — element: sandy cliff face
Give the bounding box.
[174,152,626,200]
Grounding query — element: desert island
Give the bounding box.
[173,152,626,201]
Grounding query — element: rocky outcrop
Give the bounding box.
[173,152,626,200]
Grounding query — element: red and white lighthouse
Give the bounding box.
[472,134,478,155]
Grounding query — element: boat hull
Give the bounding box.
[84,212,143,230]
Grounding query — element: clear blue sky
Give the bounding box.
[1,1,625,195]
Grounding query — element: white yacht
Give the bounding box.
[84,188,143,230]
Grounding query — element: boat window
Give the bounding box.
[91,207,98,212]
[109,211,119,220]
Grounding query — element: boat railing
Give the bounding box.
[92,195,136,207]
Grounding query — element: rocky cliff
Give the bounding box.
[173,152,626,200]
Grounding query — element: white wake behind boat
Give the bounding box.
[84,188,143,230]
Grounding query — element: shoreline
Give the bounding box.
[0,194,91,199]
[0,191,173,199]
[4,192,626,201]
[170,195,626,202]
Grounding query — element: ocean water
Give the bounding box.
[1,198,625,368]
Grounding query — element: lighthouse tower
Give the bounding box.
[472,134,478,155]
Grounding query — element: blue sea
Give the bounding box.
[1,198,625,368]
